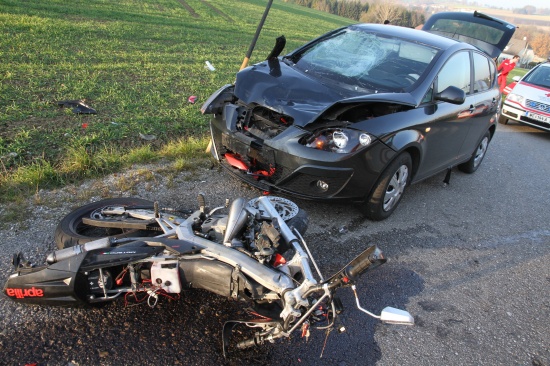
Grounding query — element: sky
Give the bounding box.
[470,0,549,9]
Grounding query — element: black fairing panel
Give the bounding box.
[180,259,232,297]
[179,259,267,301]
[80,241,163,271]
[4,253,88,305]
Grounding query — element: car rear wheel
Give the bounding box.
[458,131,491,174]
[360,152,412,221]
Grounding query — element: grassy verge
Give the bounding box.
[0,0,351,206]
[508,68,528,83]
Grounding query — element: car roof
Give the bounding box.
[352,23,461,51]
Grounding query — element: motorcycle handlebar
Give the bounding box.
[236,336,258,350]
[302,246,387,298]
[344,246,386,280]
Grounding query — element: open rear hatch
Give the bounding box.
[422,11,516,59]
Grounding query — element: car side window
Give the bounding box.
[472,52,492,93]
[421,84,434,104]
[436,52,471,95]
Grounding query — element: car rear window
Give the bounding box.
[427,19,504,46]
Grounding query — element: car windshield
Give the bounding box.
[287,28,439,92]
[522,66,550,89]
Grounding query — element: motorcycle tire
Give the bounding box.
[54,197,159,249]
[285,208,309,237]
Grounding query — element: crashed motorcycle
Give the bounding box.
[4,195,413,355]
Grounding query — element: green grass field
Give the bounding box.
[508,68,528,82]
[0,0,351,202]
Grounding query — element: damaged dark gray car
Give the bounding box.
[202,12,516,220]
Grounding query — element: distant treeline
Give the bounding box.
[283,0,425,28]
[512,5,550,16]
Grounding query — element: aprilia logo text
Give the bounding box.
[5,287,44,298]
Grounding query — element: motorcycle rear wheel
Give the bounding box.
[54,197,160,249]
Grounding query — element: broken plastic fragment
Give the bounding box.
[139,133,156,141]
[0,152,18,160]
[205,61,216,71]
[188,96,197,104]
[57,100,97,114]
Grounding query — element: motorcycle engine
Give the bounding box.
[198,198,289,264]
[251,221,280,256]
[200,215,228,243]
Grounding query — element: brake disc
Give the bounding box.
[247,196,299,221]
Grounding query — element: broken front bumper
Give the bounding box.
[208,107,393,201]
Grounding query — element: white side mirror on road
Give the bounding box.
[380,307,415,325]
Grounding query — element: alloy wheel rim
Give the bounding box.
[473,137,489,168]
[383,165,409,212]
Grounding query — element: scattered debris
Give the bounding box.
[139,133,156,141]
[81,123,88,129]
[1,152,18,159]
[205,61,215,71]
[188,95,197,104]
[57,100,97,114]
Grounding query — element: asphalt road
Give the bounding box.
[0,120,548,365]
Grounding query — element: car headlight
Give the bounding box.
[303,128,373,153]
[506,93,525,105]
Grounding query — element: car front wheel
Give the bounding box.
[360,152,412,221]
[498,114,508,125]
[458,131,491,174]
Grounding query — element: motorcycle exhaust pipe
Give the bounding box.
[46,237,113,264]
[223,198,249,246]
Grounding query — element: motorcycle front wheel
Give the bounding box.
[54,197,160,249]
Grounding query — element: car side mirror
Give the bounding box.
[512,75,521,82]
[434,86,466,105]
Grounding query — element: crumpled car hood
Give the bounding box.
[234,59,417,126]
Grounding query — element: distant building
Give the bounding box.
[500,37,534,66]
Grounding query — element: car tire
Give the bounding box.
[458,131,491,174]
[498,114,508,125]
[360,152,412,221]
